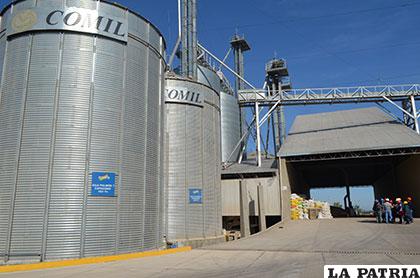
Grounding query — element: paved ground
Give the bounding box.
[2,218,420,278]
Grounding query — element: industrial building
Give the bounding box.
[0,0,419,266]
[279,107,420,218]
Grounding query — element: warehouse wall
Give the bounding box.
[279,159,310,221]
[221,176,281,217]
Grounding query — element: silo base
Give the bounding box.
[169,236,226,249]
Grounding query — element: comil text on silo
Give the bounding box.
[165,87,204,107]
[46,9,125,37]
[7,6,128,42]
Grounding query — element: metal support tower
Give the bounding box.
[265,59,291,156]
[231,35,251,161]
[181,0,198,79]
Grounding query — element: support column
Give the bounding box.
[410,95,419,134]
[255,102,261,167]
[239,180,250,238]
[181,0,198,80]
[279,158,291,222]
[257,184,266,232]
[181,0,188,76]
[231,36,251,161]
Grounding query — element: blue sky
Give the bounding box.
[2,0,419,209]
[105,0,420,136]
[311,187,375,211]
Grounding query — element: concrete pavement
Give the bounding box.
[1,218,420,278]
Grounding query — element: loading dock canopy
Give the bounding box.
[279,107,420,161]
[222,159,277,179]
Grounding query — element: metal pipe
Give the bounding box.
[181,0,188,76]
[219,47,232,71]
[187,0,192,77]
[191,0,197,79]
[383,96,416,120]
[255,102,261,167]
[168,36,181,68]
[198,43,256,89]
[178,0,181,37]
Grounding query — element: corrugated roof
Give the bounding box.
[279,107,420,158]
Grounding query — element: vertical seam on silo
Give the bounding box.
[0,29,8,263]
[212,96,215,236]
[213,100,215,236]
[0,31,8,111]
[0,32,10,261]
[165,103,170,241]
[5,34,34,261]
[80,35,97,258]
[184,96,187,240]
[116,34,128,255]
[141,25,150,251]
[156,36,163,249]
[216,101,220,236]
[41,32,65,262]
[201,89,205,238]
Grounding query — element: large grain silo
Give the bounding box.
[0,0,165,262]
[165,73,222,242]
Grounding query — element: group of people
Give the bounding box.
[372,197,414,224]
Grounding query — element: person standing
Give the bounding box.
[373,199,382,223]
[403,201,412,224]
[380,198,385,223]
[395,198,403,224]
[390,199,396,223]
[384,198,393,224]
[407,197,414,223]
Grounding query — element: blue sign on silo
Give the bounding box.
[92,172,116,197]
[189,188,203,204]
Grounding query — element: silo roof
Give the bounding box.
[279,107,420,158]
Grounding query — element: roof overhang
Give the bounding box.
[279,107,420,162]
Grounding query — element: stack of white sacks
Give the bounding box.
[290,193,333,220]
[318,202,333,219]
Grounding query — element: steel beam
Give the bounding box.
[411,95,419,134]
[286,147,420,162]
[198,43,255,89]
[255,102,261,167]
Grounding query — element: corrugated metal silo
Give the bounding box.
[0,0,165,262]
[165,74,222,241]
[197,65,241,163]
[197,64,221,93]
[220,91,241,162]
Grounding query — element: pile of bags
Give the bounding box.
[290,194,304,220]
[318,202,333,219]
[290,193,333,220]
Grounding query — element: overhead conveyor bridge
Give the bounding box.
[229,84,420,168]
[238,84,420,106]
